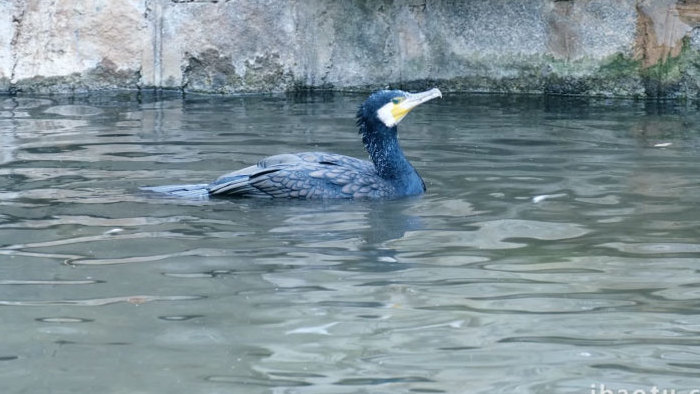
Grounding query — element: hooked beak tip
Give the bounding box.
[408,87,442,106]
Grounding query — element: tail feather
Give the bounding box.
[140,184,210,199]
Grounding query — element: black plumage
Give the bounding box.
[144,88,442,199]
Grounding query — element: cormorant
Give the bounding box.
[144,88,442,199]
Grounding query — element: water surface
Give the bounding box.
[1,92,700,394]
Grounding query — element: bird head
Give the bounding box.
[357,88,442,131]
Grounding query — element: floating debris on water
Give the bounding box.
[532,193,567,203]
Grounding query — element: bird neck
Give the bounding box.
[363,126,418,181]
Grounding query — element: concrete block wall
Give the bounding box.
[2,0,700,98]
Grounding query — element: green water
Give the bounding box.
[1,92,699,394]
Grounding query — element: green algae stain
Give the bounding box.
[638,37,700,98]
[598,53,642,79]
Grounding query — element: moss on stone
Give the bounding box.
[640,37,700,98]
[598,53,642,78]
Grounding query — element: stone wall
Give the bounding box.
[2,0,700,98]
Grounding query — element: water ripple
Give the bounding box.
[44,105,103,117]
[0,279,101,285]
[66,248,239,266]
[599,242,700,255]
[2,93,700,393]
[0,295,203,307]
[204,375,312,387]
[392,219,589,252]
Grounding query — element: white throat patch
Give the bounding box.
[376,102,397,128]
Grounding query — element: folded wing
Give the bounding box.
[207,152,394,199]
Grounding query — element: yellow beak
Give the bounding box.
[390,88,442,125]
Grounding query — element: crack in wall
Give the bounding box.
[635,1,700,68]
[9,0,27,93]
[151,0,163,89]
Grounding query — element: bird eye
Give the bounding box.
[391,97,405,105]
